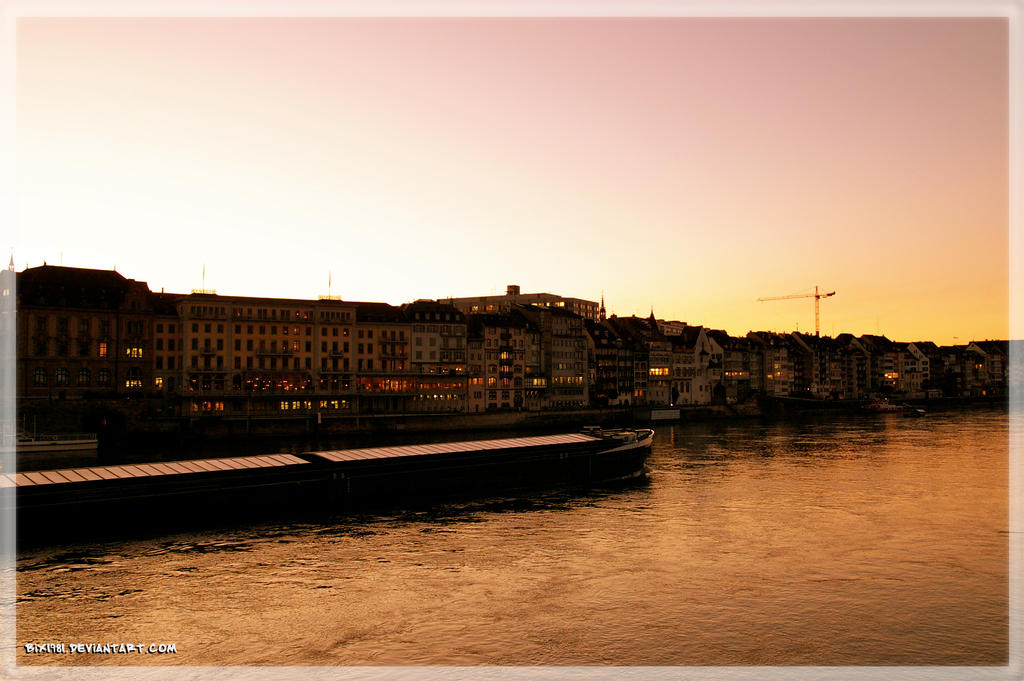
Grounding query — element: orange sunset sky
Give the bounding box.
[12,14,1012,344]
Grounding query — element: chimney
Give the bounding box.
[506,284,520,296]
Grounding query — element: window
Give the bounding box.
[33,368,47,386]
[155,376,164,390]
[78,368,90,386]
[126,346,144,358]
[98,342,108,358]
[79,319,90,334]
[98,369,111,387]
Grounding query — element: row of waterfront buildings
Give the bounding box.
[6,265,1015,418]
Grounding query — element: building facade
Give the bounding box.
[443,284,601,321]
[14,265,1011,420]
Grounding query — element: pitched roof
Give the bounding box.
[973,340,1009,356]
[669,326,706,350]
[402,300,465,323]
[466,310,533,335]
[859,334,896,352]
[584,319,622,346]
[17,265,140,309]
[150,292,183,316]
[706,329,732,345]
[352,302,406,324]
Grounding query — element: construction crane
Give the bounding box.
[757,286,836,337]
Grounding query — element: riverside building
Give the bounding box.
[442,284,601,322]
[13,265,1012,421]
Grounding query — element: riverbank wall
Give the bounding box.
[15,394,1007,445]
[17,398,762,443]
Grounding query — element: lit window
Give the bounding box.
[125,368,143,389]
[98,342,108,358]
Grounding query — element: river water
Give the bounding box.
[13,408,1012,666]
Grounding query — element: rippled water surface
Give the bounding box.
[14,409,1011,665]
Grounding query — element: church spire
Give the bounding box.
[599,292,606,321]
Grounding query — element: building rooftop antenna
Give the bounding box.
[192,263,215,295]
[318,270,340,301]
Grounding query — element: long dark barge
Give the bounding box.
[5,429,653,537]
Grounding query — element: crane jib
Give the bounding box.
[756,286,836,336]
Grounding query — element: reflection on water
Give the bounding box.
[15,408,1010,666]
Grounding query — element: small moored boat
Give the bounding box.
[861,399,904,413]
[17,433,98,453]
